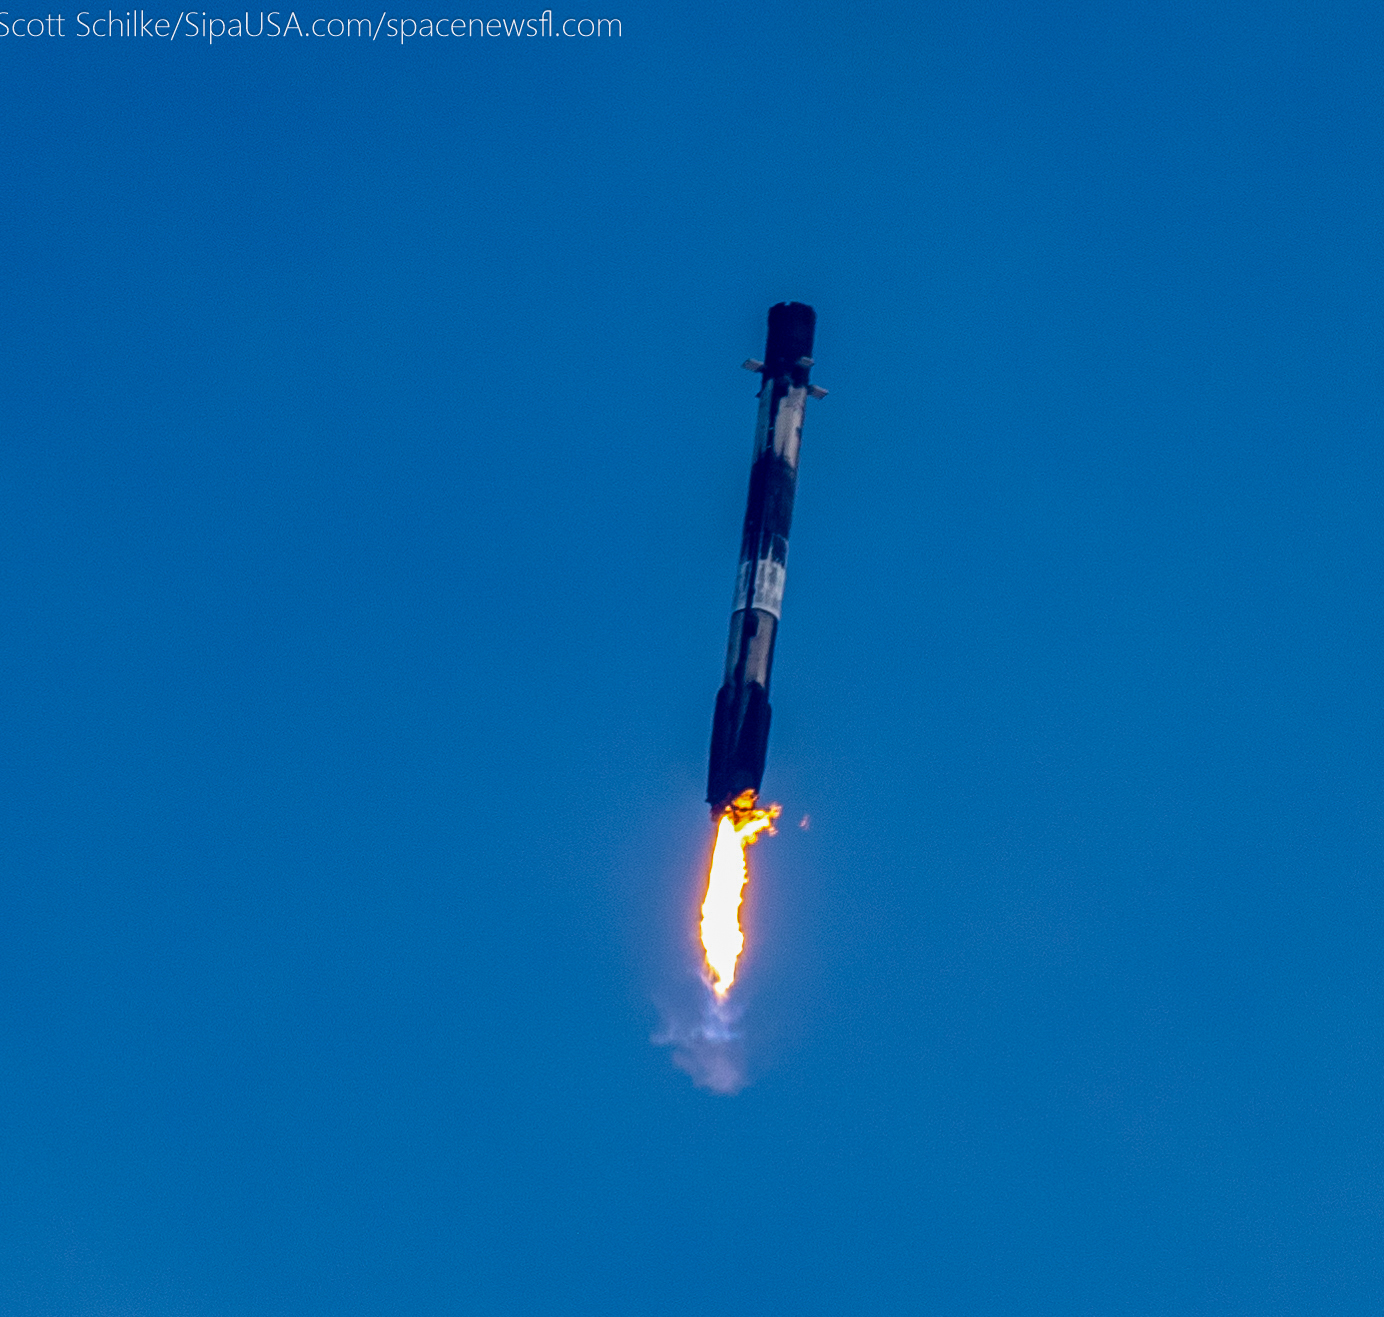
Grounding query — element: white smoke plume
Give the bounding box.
[652,987,747,1095]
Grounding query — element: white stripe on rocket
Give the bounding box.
[732,557,787,618]
[751,558,786,617]
[772,387,807,466]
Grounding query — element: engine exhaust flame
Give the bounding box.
[700,790,779,997]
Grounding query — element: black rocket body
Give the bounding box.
[707,302,826,813]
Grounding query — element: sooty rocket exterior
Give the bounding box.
[707,302,826,813]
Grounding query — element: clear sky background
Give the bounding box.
[3,1,1383,1312]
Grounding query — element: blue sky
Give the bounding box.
[3,1,1383,1311]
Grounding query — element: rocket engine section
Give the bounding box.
[706,302,826,813]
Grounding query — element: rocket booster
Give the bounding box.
[707,302,826,813]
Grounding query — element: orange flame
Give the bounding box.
[700,790,779,997]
